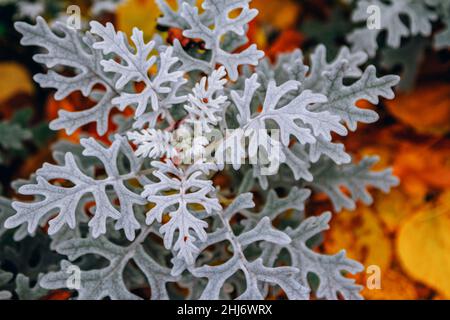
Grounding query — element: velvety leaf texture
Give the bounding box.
[348,0,438,56]
[5,136,146,241]
[3,0,403,300]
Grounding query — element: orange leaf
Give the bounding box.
[362,270,418,300]
[393,142,450,195]
[385,83,450,136]
[266,29,304,61]
[324,206,392,273]
[42,290,72,300]
[252,0,300,30]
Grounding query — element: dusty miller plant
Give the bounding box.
[347,0,450,90]
[1,0,401,300]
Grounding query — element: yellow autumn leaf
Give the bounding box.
[0,62,34,104]
[397,191,450,298]
[375,189,418,233]
[116,0,162,39]
[324,206,392,272]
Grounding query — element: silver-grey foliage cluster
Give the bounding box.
[347,0,449,55]
[1,0,401,300]
[348,0,450,91]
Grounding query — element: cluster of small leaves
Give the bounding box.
[1,0,403,300]
[0,194,63,300]
[347,0,440,56]
[0,108,53,173]
[157,0,264,80]
[250,45,399,191]
[0,114,31,165]
[0,0,124,20]
[347,0,450,90]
